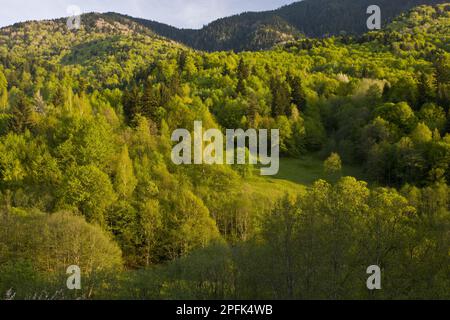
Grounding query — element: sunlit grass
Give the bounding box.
[273,155,366,185]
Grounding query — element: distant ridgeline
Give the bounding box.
[116,0,449,51]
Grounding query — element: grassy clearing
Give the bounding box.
[243,154,366,207]
[241,176,307,216]
[247,175,306,198]
[274,155,366,186]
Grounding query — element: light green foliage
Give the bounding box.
[57,165,117,224]
[0,68,7,110]
[418,103,447,132]
[324,153,342,175]
[114,146,137,199]
[411,122,433,144]
[0,211,122,299]
[119,177,449,300]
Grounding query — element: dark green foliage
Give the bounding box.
[417,72,437,107]
[287,72,307,110]
[123,85,142,123]
[270,76,291,117]
[8,89,35,133]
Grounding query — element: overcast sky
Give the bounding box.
[0,0,299,29]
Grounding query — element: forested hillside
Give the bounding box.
[126,0,449,51]
[0,3,449,299]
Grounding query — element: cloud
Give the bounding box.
[0,0,298,29]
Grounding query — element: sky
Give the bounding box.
[0,0,299,29]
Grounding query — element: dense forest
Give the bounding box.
[0,2,449,299]
[126,0,449,51]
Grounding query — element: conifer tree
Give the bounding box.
[0,68,7,110]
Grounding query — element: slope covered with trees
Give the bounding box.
[0,3,449,299]
[126,0,449,51]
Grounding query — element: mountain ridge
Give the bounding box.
[2,0,448,52]
[122,0,449,51]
